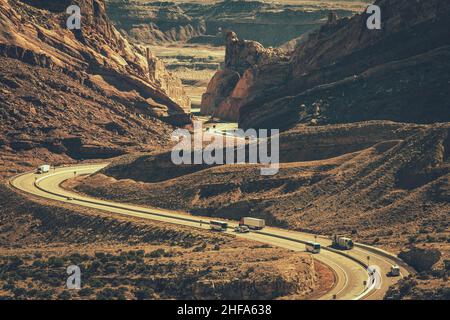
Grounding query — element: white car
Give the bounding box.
[234,225,250,233]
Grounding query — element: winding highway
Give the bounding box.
[10,164,413,300]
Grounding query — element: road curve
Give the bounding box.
[10,164,411,300]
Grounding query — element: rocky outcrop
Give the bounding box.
[0,0,192,164]
[0,0,190,115]
[105,0,358,47]
[200,31,289,121]
[106,1,206,45]
[237,0,450,130]
[200,0,450,129]
[200,70,240,115]
[191,255,317,300]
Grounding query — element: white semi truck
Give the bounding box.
[239,217,265,230]
[37,165,50,174]
[332,235,354,250]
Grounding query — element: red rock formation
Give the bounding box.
[0,0,192,164]
[0,0,191,116]
[238,0,450,130]
[200,31,289,121]
[201,0,450,129]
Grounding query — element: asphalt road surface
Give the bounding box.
[10,164,412,300]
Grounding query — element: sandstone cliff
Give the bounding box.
[105,0,359,47]
[200,31,289,121]
[0,0,192,168]
[106,0,206,45]
[1,0,190,114]
[202,0,450,129]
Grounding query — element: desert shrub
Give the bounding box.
[444,260,450,271]
[34,252,42,259]
[193,244,207,252]
[147,249,166,258]
[398,278,417,296]
[417,272,429,280]
[47,277,63,287]
[116,255,127,263]
[435,287,450,300]
[48,257,64,268]
[96,288,123,300]
[126,263,136,272]
[13,287,26,298]
[2,283,14,291]
[134,288,154,300]
[9,257,23,269]
[79,287,93,297]
[89,278,104,288]
[104,264,117,274]
[67,253,89,265]
[430,269,445,278]
[94,252,105,259]
[408,235,418,244]
[58,291,71,300]
[32,260,45,268]
[88,260,101,273]
[35,289,54,299]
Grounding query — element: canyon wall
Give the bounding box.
[0,0,191,165]
[201,0,450,129]
[105,0,358,47]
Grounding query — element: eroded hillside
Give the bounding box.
[0,0,192,175]
[73,122,450,251]
[0,183,330,300]
[105,0,361,47]
[200,0,450,128]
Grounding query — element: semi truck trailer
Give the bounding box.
[37,165,50,174]
[332,235,354,250]
[239,217,265,230]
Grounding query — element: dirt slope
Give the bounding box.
[0,183,327,300]
[200,0,450,127]
[0,0,194,174]
[74,122,449,250]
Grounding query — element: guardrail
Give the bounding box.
[354,242,416,274]
[11,165,407,300]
